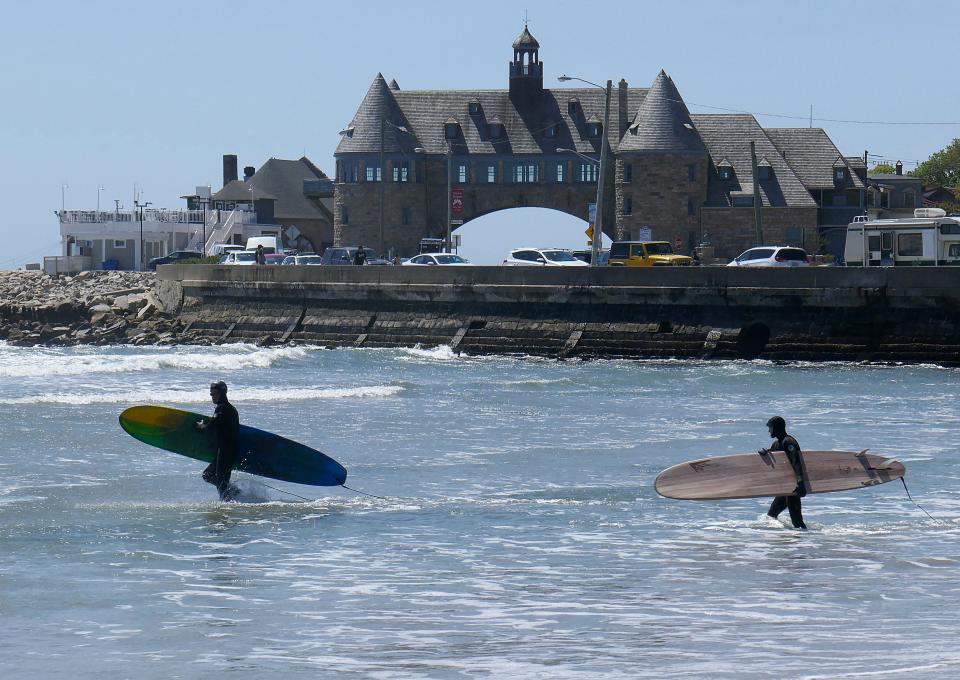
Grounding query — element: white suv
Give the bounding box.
[503,248,589,266]
[727,246,809,267]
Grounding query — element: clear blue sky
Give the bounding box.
[2,0,957,268]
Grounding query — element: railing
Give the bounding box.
[58,209,205,224]
[204,209,255,252]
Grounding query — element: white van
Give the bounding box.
[209,243,245,257]
[246,236,281,254]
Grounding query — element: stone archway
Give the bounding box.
[454,206,611,265]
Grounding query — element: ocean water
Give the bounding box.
[2,342,960,679]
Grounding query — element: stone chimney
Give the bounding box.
[223,154,238,187]
[243,166,255,181]
[618,78,629,137]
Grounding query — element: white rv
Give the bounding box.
[844,208,960,266]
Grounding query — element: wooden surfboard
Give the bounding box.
[655,450,905,500]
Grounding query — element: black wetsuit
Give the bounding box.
[766,433,807,529]
[201,399,240,498]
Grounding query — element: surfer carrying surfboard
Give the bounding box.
[759,416,807,529]
[195,381,240,500]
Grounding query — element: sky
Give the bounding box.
[2,0,958,268]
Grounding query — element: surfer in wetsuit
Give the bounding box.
[759,416,808,529]
[195,380,240,500]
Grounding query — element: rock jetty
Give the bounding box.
[0,270,208,347]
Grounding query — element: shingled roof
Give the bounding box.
[212,180,276,202]
[765,128,865,190]
[691,114,816,208]
[246,157,333,221]
[513,25,539,49]
[620,71,706,154]
[335,73,421,156]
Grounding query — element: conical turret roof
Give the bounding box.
[620,70,706,154]
[512,25,539,49]
[335,73,420,154]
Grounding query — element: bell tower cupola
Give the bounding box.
[509,24,543,105]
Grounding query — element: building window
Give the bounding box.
[512,163,537,183]
[544,123,557,138]
[587,122,602,138]
[579,162,598,183]
[554,162,565,183]
[624,197,632,215]
[341,205,350,225]
[341,160,359,183]
[567,98,579,116]
[834,168,847,182]
[113,239,126,248]
[624,163,633,183]
[458,163,467,183]
[719,167,733,181]
[365,166,381,182]
[903,190,916,208]
[486,164,496,183]
[688,197,696,216]
[758,165,772,181]
[468,100,481,115]
[688,164,697,182]
[732,196,754,207]
[832,194,848,207]
[401,206,411,225]
[393,161,409,183]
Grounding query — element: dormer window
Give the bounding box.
[719,167,734,181]
[543,122,558,138]
[567,98,580,116]
[444,119,461,140]
[468,100,481,116]
[488,117,504,140]
[586,117,602,139]
[834,167,847,183]
[758,165,772,181]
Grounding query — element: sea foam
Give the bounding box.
[0,384,403,405]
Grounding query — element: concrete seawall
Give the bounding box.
[156,265,960,363]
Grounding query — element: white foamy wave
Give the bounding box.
[0,384,403,406]
[397,345,459,361]
[0,345,312,378]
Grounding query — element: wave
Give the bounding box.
[0,345,312,378]
[0,384,403,406]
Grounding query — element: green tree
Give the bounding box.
[909,138,960,187]
[870,163,896,174]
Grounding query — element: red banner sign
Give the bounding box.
[451,188,464,215]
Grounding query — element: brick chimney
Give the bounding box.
[618,79,629,137]
[223,154,238,187]
[895,160,903,175]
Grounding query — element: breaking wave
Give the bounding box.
[0,384,403,406]
[0,345,312,378]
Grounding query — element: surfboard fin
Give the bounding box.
[871,457,900,470]
[855,449,870,457]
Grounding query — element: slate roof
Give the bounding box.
[212,180,276,202]
[335,73,647,157]
[212,158,332,221]
[691,114,816,208]
[765,128,865,190]
[619,71,707,154]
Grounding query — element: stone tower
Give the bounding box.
[616,70,709,249]
[509,25,543,106]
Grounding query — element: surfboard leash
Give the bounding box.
[257,481,314,503]
[341,484,390,501]
[900,477,946,525]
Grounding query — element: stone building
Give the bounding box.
[334,25,864,259]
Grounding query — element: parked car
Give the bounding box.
[219,250,258,265]
[402,253,472,266]
[263,253,287,265]
[502,248,589,266]
[571,249,610,265]
[209,244,245,258]
[282,255,323,265]
[148,250,203,269]
[727,246,810,267]
[608,241,693,267]
[320,246,392,265]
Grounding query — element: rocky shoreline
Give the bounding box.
[0,271,212,347]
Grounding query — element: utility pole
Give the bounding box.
[750,141,763,245]
[591,80,612,267]
[379,112,385,254]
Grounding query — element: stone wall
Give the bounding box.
[701,206,819,259]
[156,264,960,364]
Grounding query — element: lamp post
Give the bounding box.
[558,75,612,267]
[199,197,208,256]
[97,185,104,217]
[61,183,68,213]
[446,140,452,253]
[135,199,151,271]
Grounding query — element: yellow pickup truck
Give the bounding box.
[608,241,693,267]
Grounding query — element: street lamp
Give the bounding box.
[61,183,68,213]
[558,74,612,267]
[97,185,104,217]
[134,199,151,271]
